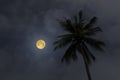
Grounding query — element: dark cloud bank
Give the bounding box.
[0,0,120,80]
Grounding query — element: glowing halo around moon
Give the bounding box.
[36,40,46,49]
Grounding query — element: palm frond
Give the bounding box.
[54,34,74,50]
[84,37,105,51]
[84,27,102,36]
[54,36,72,50]
[82,42,96,61]
[84,17,97,29]
[58,18,75,33]
[79,10,83,20]
[73,15,79,33]
[57,34,75,38]
[78,10,84,26]
[61,43,77,63]
[77,44,92,65]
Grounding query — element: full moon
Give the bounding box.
[36,40,46,49]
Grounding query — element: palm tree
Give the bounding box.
[53,10,105,80]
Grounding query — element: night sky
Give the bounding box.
[0,0,120,80]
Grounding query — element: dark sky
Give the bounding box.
[0,0,120,80]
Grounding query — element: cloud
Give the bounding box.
[0,0,120,80]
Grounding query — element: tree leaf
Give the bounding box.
[61,43,77,63]
[84,17,97,29]
[84,37,105,51]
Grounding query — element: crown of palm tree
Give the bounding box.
[54,11,105,64]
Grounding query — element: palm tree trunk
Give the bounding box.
[82,55,92,80]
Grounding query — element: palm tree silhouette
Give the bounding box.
[53,10,105,80]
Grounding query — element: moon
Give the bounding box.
[36,40,46,49]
